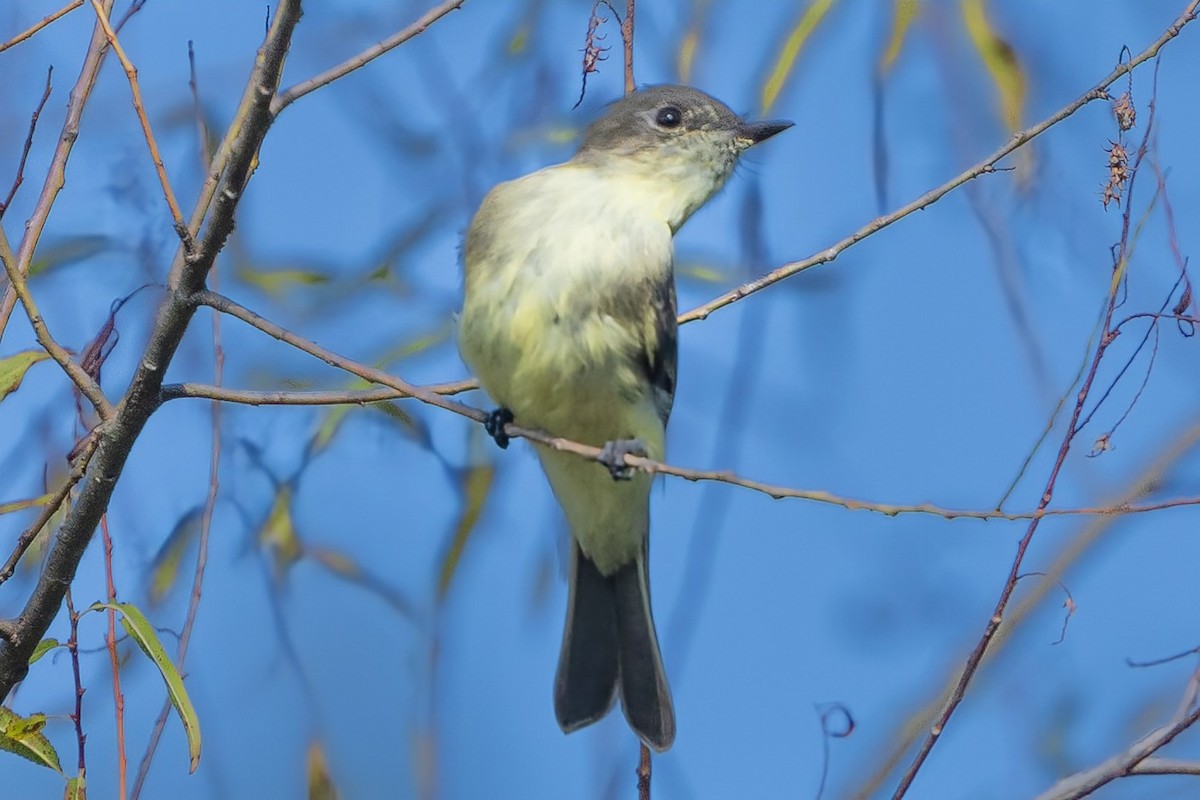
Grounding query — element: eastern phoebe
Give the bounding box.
[458,85,791,751]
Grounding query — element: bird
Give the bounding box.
[458,84,791,751]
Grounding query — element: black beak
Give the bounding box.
[738,119,794,144]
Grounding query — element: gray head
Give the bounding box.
[574,85,792,230]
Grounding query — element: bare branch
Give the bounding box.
[271,0,468,115]
[678,1,1200,325]
[0,433,100,586]
[168,306,1200,524]
[0,0,84,54]
[0,225,114,419]
[160,382,474,405]
[1035,669,1200,800]
[891,36,1180,796]
[0,67,53,218]
[851,422,1200,798]
[88,0,195,253]
[0,0,116,341]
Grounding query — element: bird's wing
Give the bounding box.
[641,271,677,428]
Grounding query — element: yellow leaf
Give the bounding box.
[761,0,839,115]
[677,29,700,85]
[878,0,919,75]
[0,492,53,517]
[312,406,353,454]
[962,0,1026,133]
[677,262,733,284]
[236,265,329,297]
[258,486,302,581]
[437,464,495,601]
[307,741,339,800]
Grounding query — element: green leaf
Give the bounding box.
[0,707,62,774]
[64,774,85,800]
[0,350,50,403]
[437,464,495,601]
[91,603,202,772]
[29,639,60,666]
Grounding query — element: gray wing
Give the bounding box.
[642,274,677,428]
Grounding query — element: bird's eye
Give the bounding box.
[655,106,683,128]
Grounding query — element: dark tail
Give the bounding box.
[554,542,675,752]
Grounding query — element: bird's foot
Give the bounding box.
[484,407,514,449]
[597,438,648,481]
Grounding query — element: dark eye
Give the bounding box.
[655,106,683,128]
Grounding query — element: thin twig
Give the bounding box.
[159,381,475,405]
[192,290,484,421]
[677,2,1200,325]
[852,423,1200,797]
[132,59,223,783]
[0,434,100,586]
[101,515,129,800]
[88,0,194,252]
[622,0,635,94]
[1034,669,1200,799]
[890,48,1171,799]
[0,0,117,342]
[64,589,87,781]
[0,224,114,419]
[637,744,651,800]
[0,0,84,54]
[271,0,468,115]
[180,296,1200,522]
[0,67,54,218]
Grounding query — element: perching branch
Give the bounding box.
[173,297,1200,525]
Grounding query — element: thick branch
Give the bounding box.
[0,0,304,702]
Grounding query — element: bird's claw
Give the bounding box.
[598,438,648,481]
[485,407,514,449]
